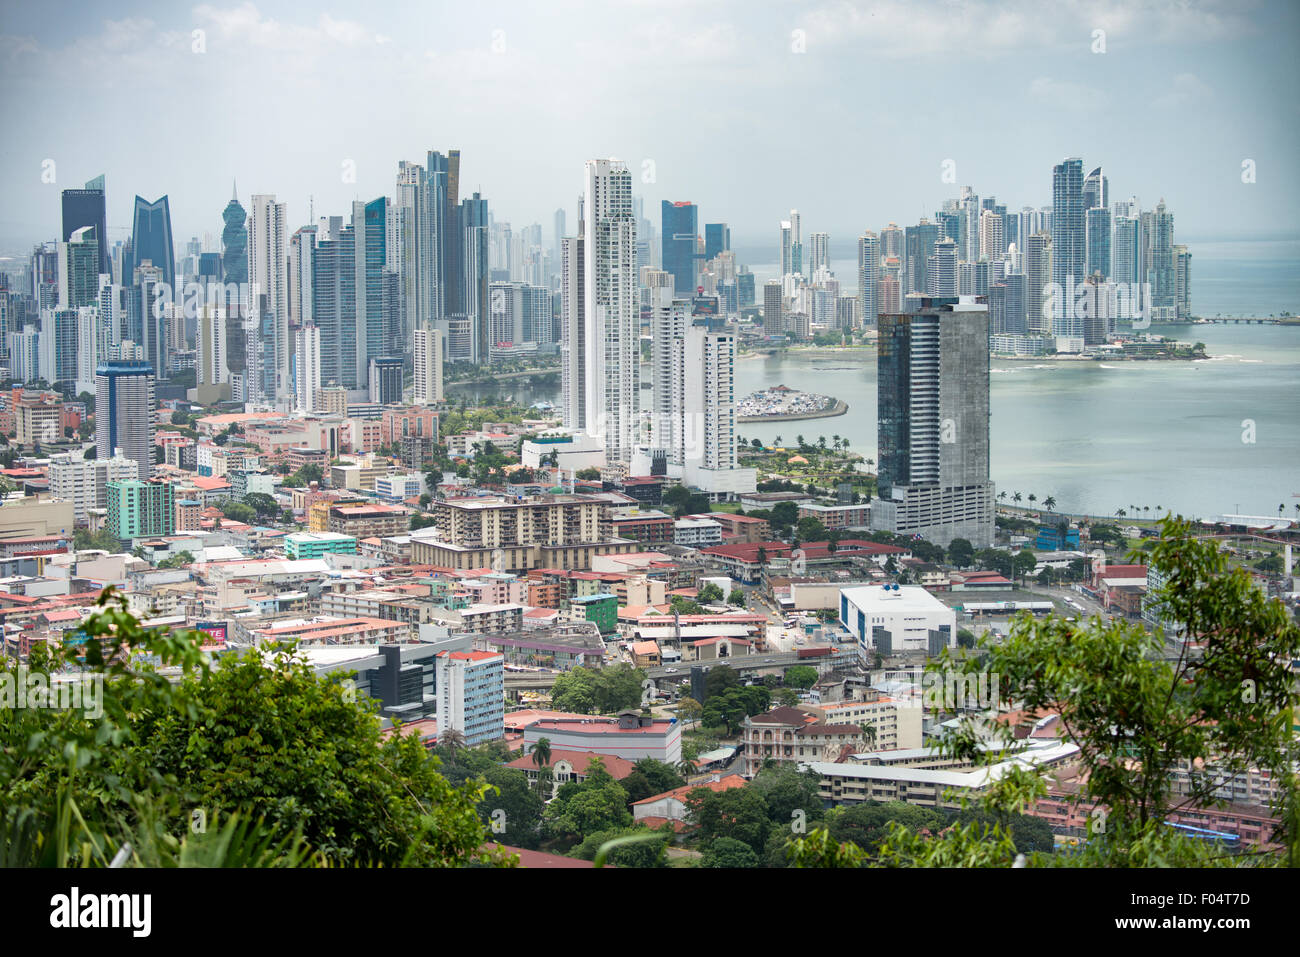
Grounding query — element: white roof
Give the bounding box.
[840,583,951,614]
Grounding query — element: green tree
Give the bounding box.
[0,591,511,868]
[157,550,194,569]
[477,765,545,849]
[697,582,724,603]
[782,665,818,690]
[244,492,279,519]
[570,826,670,867]
[727,587,746,607]
[947,537,975,567]
[700,836,760,868]
[543,758,633,841]
[796,517,828,542]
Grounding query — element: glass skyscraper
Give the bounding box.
[61,179,108,274]
[661,201,699,295]
[128,195,175,291]
[1051,158,1085,335]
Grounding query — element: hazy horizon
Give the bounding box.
[3,0,1298,255]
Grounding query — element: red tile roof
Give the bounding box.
[505,748,637,779]
[632,774,747,806]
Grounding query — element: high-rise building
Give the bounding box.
[561,159,639,463]
[904,221,939,296]
[436,650,504,746]
[221,184,248,297]
[106,479,175,542]
[763,280,784,337]
[1174,244,1192,320]
[413,326,443,405]
[1112,214,1140,290]
[1086,206,1111,280]
[128,195,175,292]
[704,223,730,262]
[926,238,958,297]
[196,304,230,391]
[368,356,404,404]
[1051,158,1085,336]
[49,449,139,526]
[978,209,1005,262]
[61,179,109,275]
[872,298,994,548]
[288,225,317,329]
[58,226,100,310]
[1024,231,1053,334]
[645,295,754,497]
[661,201,699,296]
[1150,200,1177,321]
[294,322,322,412]
[488,282,553,357]
[248,194,288,396]
[809,232,831,277]
[95,360,155,481]
[857,232,879,327]
[461,192,491,363]
[1082,166,1109,213]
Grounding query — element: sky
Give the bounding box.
[2,0,1298,258]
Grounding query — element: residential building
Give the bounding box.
[106,479,175,541]
[436,650,505,747]
[871,298,995,547]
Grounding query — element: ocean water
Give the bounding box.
[450,241,1300,519]
[733,238,1300,319]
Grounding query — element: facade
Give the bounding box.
[839,583,957,655]
[48,450,139,525]
[561,160,639,464]
[521,711,682,764]
[857,232,878,326]
[106,479,175,541]
[368,356,404,404]
[1050,158,1085,337]
[284,532,358,559]
[248,194,288,397]
[436,650,505,747]
[871,298,994,548]
[95,360,155,481]
[412,326,443,405]
[661,200,699,295]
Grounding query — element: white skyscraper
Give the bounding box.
[561,159,639,463]
[413,325,443,405]
[196,304,229,389]
[247,194,288,398]
[294,322,321,413]
[642,296,756,498]
[857,232,879,326]
[978,209,1005,262]
[809,232,831,277]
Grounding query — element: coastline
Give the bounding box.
[739,398,849,423]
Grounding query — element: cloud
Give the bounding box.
[1151,71,1213,109]
[799,0,1260,57]
[1029,75,1108,111]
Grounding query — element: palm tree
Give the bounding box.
[1028,494,1037,509]
[998,491,1008,502]
[677,759,696,780]
[1043,496,1056,512]
[774,435,783,448]
[439,729,467,762]
[1012,492,1022,505]
[796,434,805,450]
[528,737,552,795]
[858,723,877,752]
[1116,508,1127,518]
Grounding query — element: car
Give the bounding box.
[763,658,774,663]
[664,667,677,673]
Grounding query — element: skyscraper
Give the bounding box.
[1086,206,1111,280]
[128,195,176,292]
[413,326,443,405]
[58,226,100,309]
[809,232,831,277]
[1082,166,1109,213]
[857,232,879,327]
[1024,231,1053,334]
[872,298,994,547]
[1051,158,1085,336]
[1174,245,1192,320]
[561,159,639,463]
[704,223,730,262]
[763,280,784,337]
[927,238,958,296]
[1150,200,1177,321]
[661,201,699,295]
[904,221,939,296]
[95,360,156,481]
[61,178,109,275]
[221,184,248,292]
[248,194,288,396]
[294,322,321,412]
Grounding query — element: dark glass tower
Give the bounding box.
[661,201,699,295]
[61,177,109,274]
[704,223,730,262]
[222,183,248,287]
[128,195,175,290]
